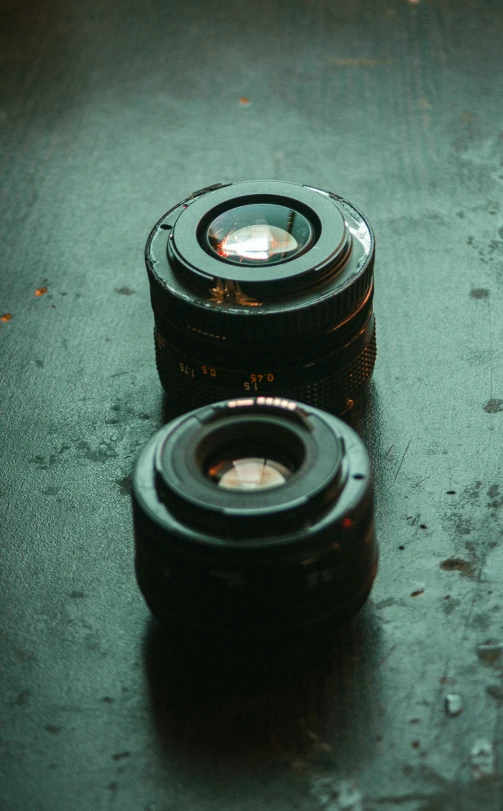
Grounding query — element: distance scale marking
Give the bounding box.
[156,330,283,393]
[176,357,277,392]
[155,310,376,398]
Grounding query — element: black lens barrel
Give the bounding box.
[146,181,376,417]
[132,397,377,639]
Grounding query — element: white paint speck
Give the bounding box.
[310,778,363,811]
[471,738,496,779]
[445,693,463,716]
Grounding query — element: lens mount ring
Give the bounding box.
[146,181,374,342]
[169,181,348,288]
[133,397,372,552]
[152,401,345,534]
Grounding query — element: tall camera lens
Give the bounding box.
[145,181,376,417]
[132,397,377,639]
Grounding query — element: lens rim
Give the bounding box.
[146,182,375,342]
[167,181,350,292]
[153,404,345,537]
[132,398,374,553]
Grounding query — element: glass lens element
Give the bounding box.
[206,203,314,266]
[207,457,292,490]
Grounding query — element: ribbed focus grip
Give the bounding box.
[147,251,375,343]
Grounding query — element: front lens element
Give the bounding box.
[206,203,314,266]
[207,456,292,490]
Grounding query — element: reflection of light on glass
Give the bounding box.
[219,223,298,262]
[208,457,291,490]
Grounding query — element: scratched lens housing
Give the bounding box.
[132,397,378,638]
[145,180,376,418]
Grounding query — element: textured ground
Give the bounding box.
[1,0,503,809]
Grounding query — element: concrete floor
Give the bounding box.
[1,0,503,808]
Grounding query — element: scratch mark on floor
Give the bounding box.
[329,57,393,66]
[394,439,412,482]
[461,568,484,642]
[413,473,433,488]
[373,644,397,674]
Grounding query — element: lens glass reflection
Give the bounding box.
[207,456,292,490]
[206,203,314,266]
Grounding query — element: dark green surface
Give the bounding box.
[1,0,503,809]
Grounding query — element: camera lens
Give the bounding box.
[145,181,376,418]
[132,397,377,639]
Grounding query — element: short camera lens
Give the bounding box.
[132,397,378,640]
[145,180,376,418]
